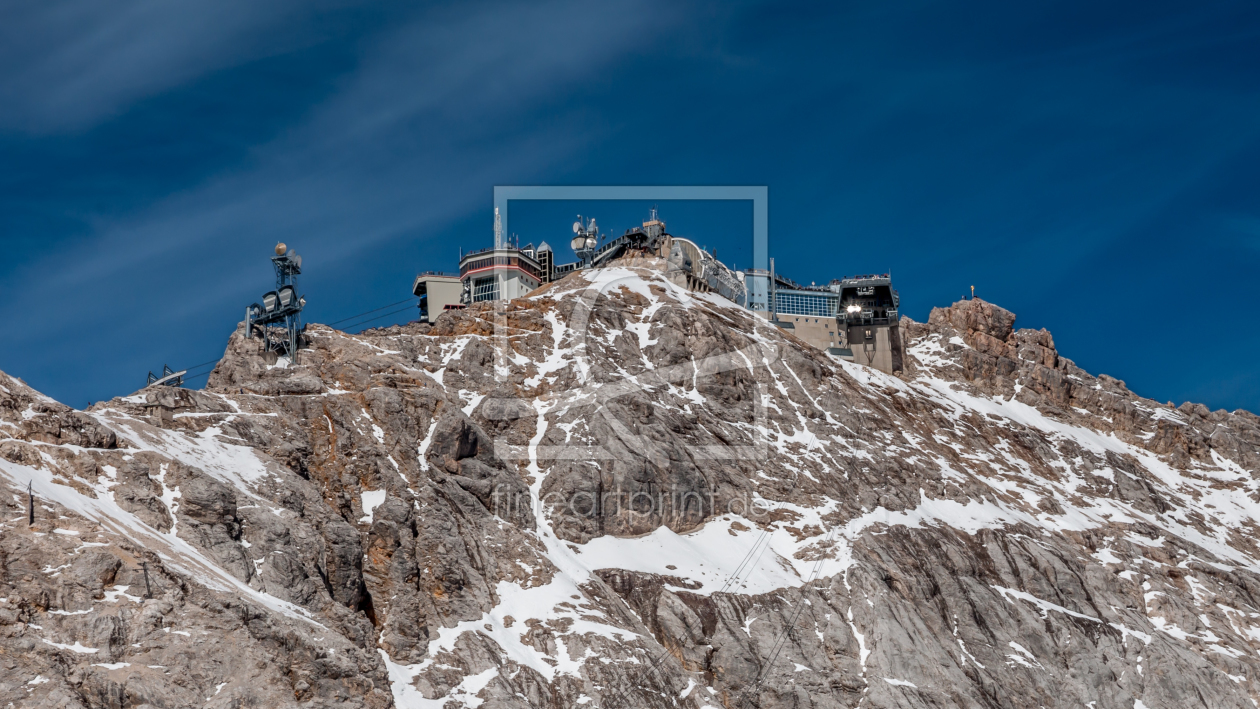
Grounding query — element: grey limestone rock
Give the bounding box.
[2,263,1260,708]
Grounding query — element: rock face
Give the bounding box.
[3,262,1260,709]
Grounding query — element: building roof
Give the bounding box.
[836,274,892,286]
[458,247,543,269]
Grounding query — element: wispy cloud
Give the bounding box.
[0,0,363,133]
[0,0,681,401]
[8,0,675,285]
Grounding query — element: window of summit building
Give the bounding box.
[472,276,499,302]
[775,292,835,317]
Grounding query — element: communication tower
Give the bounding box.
[246,243,306,361]
[570,216,599,264]
[642,206,665,241]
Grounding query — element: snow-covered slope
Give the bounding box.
[3,259,1260,709]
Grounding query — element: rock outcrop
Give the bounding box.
[2,263,1260,708]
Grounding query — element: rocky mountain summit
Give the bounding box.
[3,260,1260,709]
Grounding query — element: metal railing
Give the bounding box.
[460,246,498,259]
[841,315,897,326]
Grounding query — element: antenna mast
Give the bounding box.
[494,207,503,251]
[570,215,598,264]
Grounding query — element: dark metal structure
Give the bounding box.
[836,274,903,373]
[836,274,899,326]
[145,364,185,388]
[247,243,306,360]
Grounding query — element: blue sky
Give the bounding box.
[2,0,1259,412]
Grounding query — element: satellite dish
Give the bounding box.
[275,242,287,256]
[573,221,581,233]
[571,235,585,251]
[585,237,597,249]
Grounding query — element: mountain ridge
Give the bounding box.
[2,261,1259,709]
